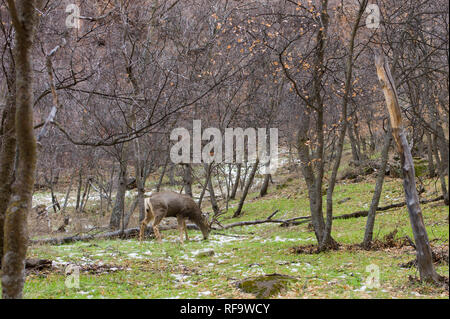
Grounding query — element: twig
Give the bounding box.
[267,209,280,220]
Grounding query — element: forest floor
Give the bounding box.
[18,165,449,299]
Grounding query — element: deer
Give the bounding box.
[139,191,211,244]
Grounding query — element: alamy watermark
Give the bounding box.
[365,4,380,29]
[365,264,381,289]
[65,3,81,29]
[65,264,80,289]
[170,120,279,174]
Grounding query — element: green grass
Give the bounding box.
[5,172,450,299]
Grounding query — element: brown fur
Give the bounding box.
[139,191,210,243]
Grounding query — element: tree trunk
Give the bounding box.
[259,131,272,198]
[198,163,213,208]
[240,161,249,191]
[75,167,83,211]
[0,92,16,264]
[432,133,449,205]
[302,0,329,244]
[425,132,436,178]
[204,164,220,216]
[367,121,376,152]
[79,178,91,214]
[60,170,76,220]
[230,163,241,200]
[47,170,60,215]
[123,197,139,229]
[435,124,449,179]
[320,0,367,250]
[375,50,442,284]
[362,131,391,248]
[2,0,39,299]
[348,123,361,163]
[156,155,169,192]
[168,163,175,186]
[109,145,129,230]
[133,146,150,224]
[259,174,271,197]
[233,159,259,218]
[182,163,193,197]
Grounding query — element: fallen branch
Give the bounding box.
[333,195,444,220]
[220,216,311,229]
[31,224,200,245]
[282,195,445,227]
[31,196,444,245]
[267,209,280,220]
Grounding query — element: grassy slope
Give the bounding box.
[20,171,449,299]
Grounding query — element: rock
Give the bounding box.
[195,249,215,258]
[24,258,53,273]
[236,273,298,298]
[413,157,428,178]
[337,197,352,204]
[388,158,429,178]
[338,159,381,181]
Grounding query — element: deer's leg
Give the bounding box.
[139,204,154,241]
[139,216,152,241]
[152,212,164,243]
[183,219,189,241]
[177,215,187,244]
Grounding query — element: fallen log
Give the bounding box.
[31,224,200,245]
[280,195,445,227]
[221,217,309,229]
[333,195,444,220]
[31,196,444,245]
[0,258,53,271]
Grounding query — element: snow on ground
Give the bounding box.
[32,147,294,209]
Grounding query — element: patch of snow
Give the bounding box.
[127,253,143,259]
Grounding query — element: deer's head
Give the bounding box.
[199,212,211,240]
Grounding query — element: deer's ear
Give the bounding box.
[201,212,210,224]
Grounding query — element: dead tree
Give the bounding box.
[374,50,443,284]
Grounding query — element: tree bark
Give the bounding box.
[259,173,271,198]
[362,130,392,248]
[2,0,39,299]
[375,50,442,284]
[0,92,16,264]
[123,196,139,229]
[205,164,220,216]
[168,163,175,186]
[348,122,361,163]
[230,163,241,200]
[425,132,435,178]
[109,145,129,230]
[156,155,169,192]
[182,163,193,197]
[198,163,212,208]
[240,161,249,191]
[233,159,259,218]
[432,132,449,205]
[61,170,76,216]
[75,167,83,211]
[321,0,367,250]
[435,124,449,178]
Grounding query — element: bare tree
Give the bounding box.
[2,0,40,299]
[375,50,443,284]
